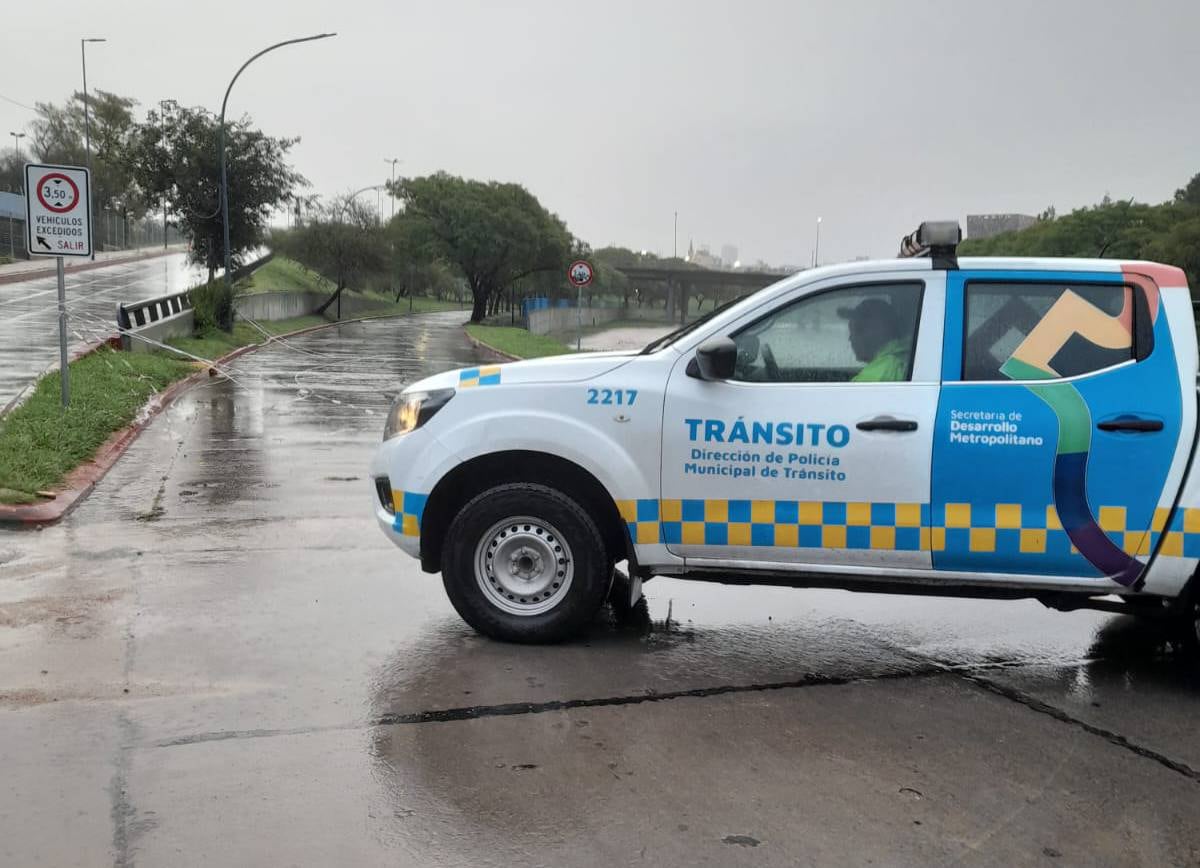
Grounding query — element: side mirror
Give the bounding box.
[687,336,737,380]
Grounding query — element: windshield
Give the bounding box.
[639,292,758,354]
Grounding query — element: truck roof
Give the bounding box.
[797,256,1187,287]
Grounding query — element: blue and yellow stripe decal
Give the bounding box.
[391,490,427,537]
[617,498,1200,560]
[388,489,1200,563]
[458,366,502,388]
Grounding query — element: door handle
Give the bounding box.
[856,417,918,432]
[1097,418,1163,433]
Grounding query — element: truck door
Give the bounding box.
[931,268,1186,586]
[659,272,945,570]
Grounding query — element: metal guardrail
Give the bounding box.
[117,289,193,331]
[115,250,274,340]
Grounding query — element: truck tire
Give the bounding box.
[1176,581,1200,662]
[441,483,611,643]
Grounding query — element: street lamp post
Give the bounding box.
[814,216,822,267]
[219,33,336,288]
[383,157,401,220]
[81,37,106,260]
[159,99,175,250]
[6,133,22,260]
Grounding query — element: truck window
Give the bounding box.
[730,282,923,383]
[962,282,1142,381]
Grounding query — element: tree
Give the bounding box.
[957,171,1200,290]
[127,105,304,291]
[1175,172,1200,208]
[1145,216,1200,290]
[385,212,460,301]
[390,173,573,322]
[30,90,141,224]
[300,197,387,317]
[0,150,22,195]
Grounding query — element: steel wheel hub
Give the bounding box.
[475,516,574,616]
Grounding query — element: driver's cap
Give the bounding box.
[837,297,894,323]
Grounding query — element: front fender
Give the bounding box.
[436,408,656,502]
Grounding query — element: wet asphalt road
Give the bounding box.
[1,311,1199,867]
[0,253,203,409]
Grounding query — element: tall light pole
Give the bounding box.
[6,133,21,260]
[340,184,385,218]
[814,216,822,267]
[159,99,176,250]
[220,33,336,288]
[674,211,678,259]
[81,37,106,260]
[383,157,401,220]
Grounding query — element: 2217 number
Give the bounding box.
[587,388,637,406]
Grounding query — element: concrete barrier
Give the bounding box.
[527,306,622,335]
[233,290,327,322]
[117,289,195,353]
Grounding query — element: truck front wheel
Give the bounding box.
[441,483,611,643]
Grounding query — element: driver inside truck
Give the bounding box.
[839,298,910,382]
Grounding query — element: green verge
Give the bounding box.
[465,324,573,359]
[235,257,335,295]
[166,315,329,361]
[236,255,464,316]
[0,349,193,504]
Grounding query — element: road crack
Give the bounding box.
[959,670,1200,784]
[150,664,947,749]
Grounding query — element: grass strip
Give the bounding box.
[0,349,193,504]
[465,324,573,359]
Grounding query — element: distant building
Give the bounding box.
[966,213,1037,240]
[720,244,738,269]
[686,239,722,269]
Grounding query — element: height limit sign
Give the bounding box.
[24,163,92,257]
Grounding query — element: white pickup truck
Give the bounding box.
[371,222,1200,652]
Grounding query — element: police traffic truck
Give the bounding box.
[371,221,1200,651]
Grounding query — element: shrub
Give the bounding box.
[190,280,234,332]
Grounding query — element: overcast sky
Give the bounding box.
[2,0,1198,265]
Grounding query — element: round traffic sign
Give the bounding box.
[568,260,594,287]
[36,173,81,214]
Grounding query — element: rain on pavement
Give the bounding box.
[1,311,1198,866]
[0,253,203,410]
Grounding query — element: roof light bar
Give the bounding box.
[899,220,962,268]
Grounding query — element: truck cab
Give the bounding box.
[371,222,1200,650]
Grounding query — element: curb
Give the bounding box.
[0,246,187,286]
[463,327,521,362]
[0,311,417,528]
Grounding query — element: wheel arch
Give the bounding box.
[419,450,634,573]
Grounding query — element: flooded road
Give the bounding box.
[1,311,1198,866]
[0,252,203,409]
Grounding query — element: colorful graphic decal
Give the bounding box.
[997,280,1154,585]
[391,490,427,536]
[459,366,502,388]
[933,268,1180,583]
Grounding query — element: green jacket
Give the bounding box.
[852,338,910,382]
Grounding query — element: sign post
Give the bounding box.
[24,163,92,407]
[567,259,594,352]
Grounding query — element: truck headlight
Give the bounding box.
[383,388,455,440]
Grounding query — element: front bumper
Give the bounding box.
[369,426,461,561]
